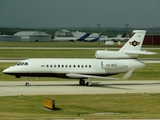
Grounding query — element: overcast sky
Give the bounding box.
[0,0,160,28]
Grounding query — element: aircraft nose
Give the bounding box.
[3,68,9,74]
[2,67,14,74]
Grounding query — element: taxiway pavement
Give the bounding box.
[0,80,160,96]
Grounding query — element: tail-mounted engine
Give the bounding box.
[101,60,128,71]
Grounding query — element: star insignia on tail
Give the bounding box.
[129,41,140,47]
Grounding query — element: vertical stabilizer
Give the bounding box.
[95,30,156,59]
[116,34,122,39]
[119,30,146,52]
[77,33,91,41]
[89,34,102,42]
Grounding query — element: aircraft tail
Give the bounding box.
[119,30,156,57]
[89,34,102,42]
[121,33,127,38]
[95,30,156,59]
[116,34,122,39]
[77,33,91,41]
[119,30,145,52]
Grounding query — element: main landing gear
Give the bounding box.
[79,78,92,86]
[25,77,30,86]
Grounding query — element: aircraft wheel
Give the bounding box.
[86,82,89,86]
[86,82,92,86]
[25,82,30,86]
[79,79,85,85]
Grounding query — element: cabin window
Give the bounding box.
[46,65,49,68]
[51,64,92,69]
[24,62,28,65]
[41,65,45,67]
[21,62,25,65]
[17,62,21,66]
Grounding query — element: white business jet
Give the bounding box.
[3,30,156,86]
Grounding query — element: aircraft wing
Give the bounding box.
[66,73,119,80]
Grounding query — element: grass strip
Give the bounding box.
[0,49,159,58]
[0,94,160,119]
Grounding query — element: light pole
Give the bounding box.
[125,22,129,33]
[97,22,102,45]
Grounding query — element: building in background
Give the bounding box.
[0,35,21,42]
[55,30,73,37]
[144,34,160,45]
[14,31,52,42]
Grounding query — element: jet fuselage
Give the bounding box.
[3,58,145,78]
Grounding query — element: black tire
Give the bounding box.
[25,82,30,86]
[86,82,89,86]
[79,79,85,85]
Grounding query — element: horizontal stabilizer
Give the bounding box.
[124,50,157,55]
[66,73,119,80]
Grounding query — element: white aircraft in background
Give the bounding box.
[99,35,109,42]
[53,33,91,42]
[116,33,130,42]
[3,30,156,86]
[101,34,122,41]
[102,33,129,42]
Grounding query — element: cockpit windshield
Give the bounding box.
[17,62,28,66]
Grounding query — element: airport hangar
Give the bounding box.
[0,35,21,42]
[14,31,52,42]
[0,31,52,42]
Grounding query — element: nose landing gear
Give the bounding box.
[25,82,30,86]
[25,77,30,86]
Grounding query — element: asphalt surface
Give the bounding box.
[0,80,160,96]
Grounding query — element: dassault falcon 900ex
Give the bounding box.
[3,30,156,86]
